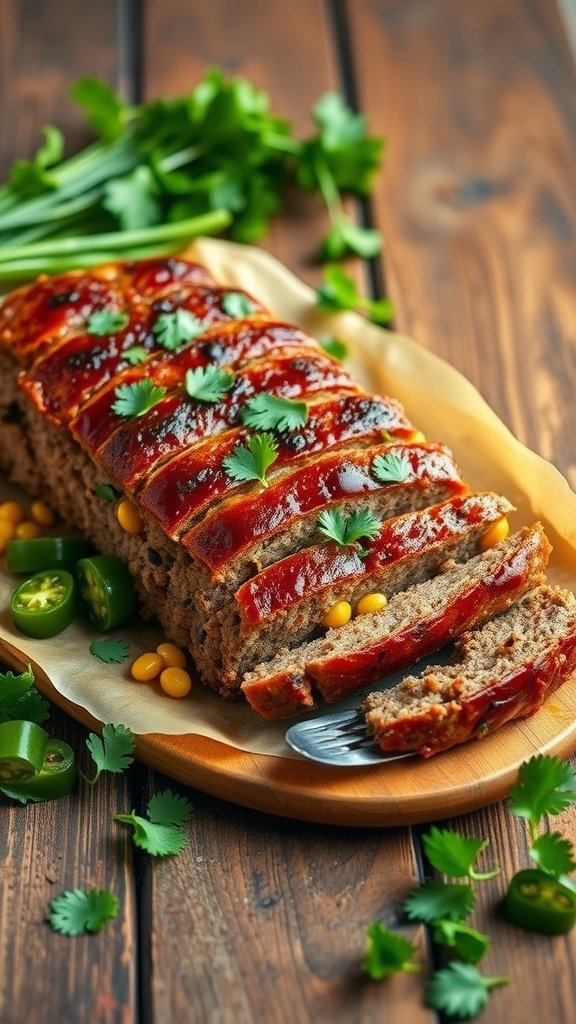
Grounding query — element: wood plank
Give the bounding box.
[346,0,576,484]
[347,2,576,1020]
[0,4,138,1023]
[140,2,434,1020]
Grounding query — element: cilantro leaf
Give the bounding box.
[404,881,475,924]
[320,217,382,261]
[87,309,130,336]
[8,126,64,198]
[510,755,576,828]
[146,789,194,826]
[298,92,384,197]
[93,483,121,502]
[372,452,411,484]
[319,337,348,361]
[122,346,148,366]
[362,922,419,981]
[89,638,130,665]
[221,291,258,318]
[103,165,161,230]
[0,666,49,724]
[184,365,235,403]
[47,888,119,936]
[241,393,308,432]
[115,789,193,856]
[432,920,491,966]
[70,77,130,142]
[152,309,205,350]
[223,432,278,488]
[112,379,167,418]
[317,507,381,549]
[82,723,135,785]
[423,827,500,881]
[316,265,393,325]
[530,832,576,878]
[426,963,508,1019]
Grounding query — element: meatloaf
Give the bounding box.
[0,255,573,744]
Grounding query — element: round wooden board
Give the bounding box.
[2,637,576,827]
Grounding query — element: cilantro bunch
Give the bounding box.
[0,70,385,281]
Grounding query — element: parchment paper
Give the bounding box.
[1,237,575,759]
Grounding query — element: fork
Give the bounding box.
[285,708,414,767]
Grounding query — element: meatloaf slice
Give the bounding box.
[209,492,512,685]
[240,524,551,717]
[363,586,576,756]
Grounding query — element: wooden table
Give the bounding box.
[2,1,576,1021]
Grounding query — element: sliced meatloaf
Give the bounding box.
[1,256,573,742]
[363,586,576,756]
[240,525,551,716]
[207,492,512,685]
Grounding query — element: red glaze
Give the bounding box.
[240,525,550,716]
[370,631,576,758]
[237,675,315,719]
[309,526,549,702]
[235,492,507,627]
[139,395,414,538]
[94,352,360,490]
[70,324,322,451]
[184,443,465,572]
[121,256,215,297]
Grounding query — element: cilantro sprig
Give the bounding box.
[317,507,381,551]
[422,827,500,881]
[404,881,475,924]
[115,789,193,857]
[80,723,135,786]
[362,922,419,981]
[184,366,235,404]
[223,433,278,488]
[241,393,308,432]
[86,309,129,336]
[372,451,411,484]
[0,665,49,725]
[152,309,205,351]
[47,888,119,936]
[316,266,393,325]
[222,292,257,318]
[319,336,348,361]
[112,379,167,418]
[89,638,131,665]
[426,963,508,1019]
[93,483,121,502]
[122,345,148,366]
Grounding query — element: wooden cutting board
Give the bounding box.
[2,635,576,827]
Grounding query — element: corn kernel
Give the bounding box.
[0,501,24,524]
[356,592,388,615]
[156,642,187,669]
[406,429,426,444]
[479,517,509,552]
[30,500,55,526]
[0,520,16,544]
[160,666,192,698]
[131,652,164,682]
[321,600,352,629]
[117,499,143,535]
[15,521,41,540]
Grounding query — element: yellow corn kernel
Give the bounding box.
[131,652,164,682]
[356,592,388,616]
[160,666,192,698]
[15,521,41,540]
[405,429,426,444]
[156,642,187,669]
[30,500,55,526]
[0,501,24,524]
[321,600,352,630]
[0,520,16,544]
[117,499,143,535]
[479,517,510,552]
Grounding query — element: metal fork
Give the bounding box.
[285,709,414,767]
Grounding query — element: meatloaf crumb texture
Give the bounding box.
[0,256,573,738]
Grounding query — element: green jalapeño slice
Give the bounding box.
[0,739,76,802]
[0,721,49,781]
[6,536,93,574]
[504,869,576,935]
[76,554,136,632]
[11,570,76,638]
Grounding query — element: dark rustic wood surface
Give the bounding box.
[1,1,576,1022]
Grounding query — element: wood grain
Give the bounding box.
[0,4,138,1024]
